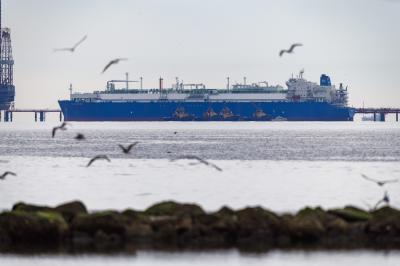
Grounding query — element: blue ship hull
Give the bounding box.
[58,100,355,121]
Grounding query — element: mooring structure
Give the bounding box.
[1,107,399,123]
[355,108,400,122]
[1,109,62,122]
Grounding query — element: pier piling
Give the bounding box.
[356,108,400,122]
[0,109,61,122]
[4,111,9,122]
[39,111,45,122]
[380,113,385,122]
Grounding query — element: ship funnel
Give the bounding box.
[320,74,331,86]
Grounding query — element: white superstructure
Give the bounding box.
[69,72,348,106]
[70,79,287,103]
[286,71,348,106]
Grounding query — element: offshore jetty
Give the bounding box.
[1,201,400,252]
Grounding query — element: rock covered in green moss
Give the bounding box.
[12,202,53,213]
[145,201,205,217]
[36,211,69,234]
[235,207,280,244]
[328,206,371,222]
[72,211,128,236]
[215,206,236,217]
[284,207,327,242]
[297,207,350,235]
[55,201,87,222]
[122,209,153,239]
[1,200,400,251]
[367,207,400,235]
[0,210,68,245]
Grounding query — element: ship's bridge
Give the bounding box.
[286,72,348,106]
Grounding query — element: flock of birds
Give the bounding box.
[0,122,223,181]
[53,35,127,74]
[53,122,223,169]
[53,34,303,75]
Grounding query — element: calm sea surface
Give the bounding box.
[1,250,400,266]
[1,121,400,265]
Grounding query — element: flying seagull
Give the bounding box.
[361,174,398,187]
[75,133,86,141]
[54,35,87,53]
[374,191,390,210]
[52,122,68,138]
[0,171,16,180]
[119,142,139,154]
[101,58,128,74]
[86,155,111,167]
[279,43,303,57]
[172,155,223,172]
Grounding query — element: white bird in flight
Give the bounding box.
[0,171,17,180]
[86,155,111,167]
[279,43,303,57]
[54,35,88,53]
[361,174,398,187]
[101,58,128,74]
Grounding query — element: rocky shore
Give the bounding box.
[1,201,400,252]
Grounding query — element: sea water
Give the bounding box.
[0,121,399,265]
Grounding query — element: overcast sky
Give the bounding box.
[4,0,400,108]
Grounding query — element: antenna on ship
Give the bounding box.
[125,72,129,90]
[140,77,143,90]
[226,77,230,91]
[69,83,73,99]
[299,69,304,79]
[243,77,247,86]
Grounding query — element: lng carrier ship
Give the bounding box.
[58,71,355,121]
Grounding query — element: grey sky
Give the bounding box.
[4,0,400,108]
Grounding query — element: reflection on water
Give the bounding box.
[1,250,400,266]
